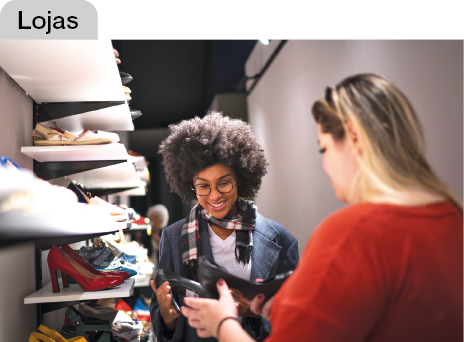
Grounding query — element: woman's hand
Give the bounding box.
[181,279,238,339]
[151,279,180,330]
[239,278,275,320]
[249,294,274,321]
[230,289,259,318]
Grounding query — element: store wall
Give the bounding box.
[246,40,463,255]
[0,66,36,340]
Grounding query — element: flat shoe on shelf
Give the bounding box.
[198,256,293,303]
[32,123,119,146]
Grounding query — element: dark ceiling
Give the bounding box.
[111,40,258,129]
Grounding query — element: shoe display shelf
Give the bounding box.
[24,278,135,317]
[129,224,151,231]
[133,274,151,288]
[0,39,143,329]
[0,40,133,132]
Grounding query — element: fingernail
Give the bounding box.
[219,279,224,285]
[258,294,264,299]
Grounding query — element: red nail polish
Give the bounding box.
[219,280,224,285]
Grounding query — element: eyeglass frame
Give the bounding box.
[190,179,237,197]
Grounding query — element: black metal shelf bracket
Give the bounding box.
[35,160,127,180]
[37,101,126,122]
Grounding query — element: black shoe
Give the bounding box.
[119,71,133,85]
[155,269,210,313]
[67,182,91,203]
[198,256,293,303]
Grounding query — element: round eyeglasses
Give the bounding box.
[191,180,237,197]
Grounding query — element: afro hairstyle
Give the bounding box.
[159,111,268,204]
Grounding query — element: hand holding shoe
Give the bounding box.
[181,279,238,339]
[151,279,180,330]
[239,278,274,320]
[231,289,259,318]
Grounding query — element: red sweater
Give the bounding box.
[267,201,463,342]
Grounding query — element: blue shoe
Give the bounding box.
[0,156,22,170]
[119,253,137,263]
[120,266,137,277]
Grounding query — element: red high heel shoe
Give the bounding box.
[60,243,130,284]
[47,245,125,293]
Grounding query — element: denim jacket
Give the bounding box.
[150,213,299,342]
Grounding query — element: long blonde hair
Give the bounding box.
[312,73,462,212]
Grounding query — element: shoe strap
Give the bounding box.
[38,325,67,342]
[67,337,88,342]
[29,332,55,342]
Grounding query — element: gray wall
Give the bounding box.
[0,66,37,340]
[246,40,463,255]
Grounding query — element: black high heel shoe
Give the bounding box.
[154,269,210,313]
[198,256,293,303]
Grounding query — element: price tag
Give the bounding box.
[186,289,199,298]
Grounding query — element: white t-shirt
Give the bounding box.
[208,223,252,280]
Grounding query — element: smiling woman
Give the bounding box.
[149,111,299,342]
[180,74,463,342]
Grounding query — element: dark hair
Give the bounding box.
[159,111,268,204]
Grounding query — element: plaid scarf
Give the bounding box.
[180,197,256,280]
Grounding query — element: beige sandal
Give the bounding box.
[32,123,119,146]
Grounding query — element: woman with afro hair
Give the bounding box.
[149,111,299,342]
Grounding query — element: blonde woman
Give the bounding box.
[181,74,463,342]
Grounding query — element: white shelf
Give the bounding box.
[24,278,135,305]
[133,156,147,170]
[130,224,150,231]
[112,184,147,196]
[0,206,129,238]
[72,162,140,189]
[21,144,130,163]
[40,104,134,132]
[133,275,151,288]
[0,40,134,132]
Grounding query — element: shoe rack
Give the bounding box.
[0,40,140,326]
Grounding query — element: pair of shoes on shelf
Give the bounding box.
[29,324,87,342]
[94,257,139,278]
[100,234,144,258]
[47,244,129,293]
[67,182,129,221]
[62,306,124,342]
[112,321,143,341]
[32,123,120,146]
[62,243,130,280]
